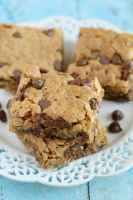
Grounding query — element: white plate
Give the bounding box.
[0,16,133,187]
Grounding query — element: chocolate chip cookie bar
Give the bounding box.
[0,24,64,91]
[9,65,104,140]
[17,119,107,169]
[74,28,133,100]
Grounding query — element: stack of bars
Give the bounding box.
[0,24,107,168]
[9,66,106,168]
[3,24,133,169]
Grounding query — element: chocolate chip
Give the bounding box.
[68,78,81,86]
[42,29,54,37]
[111,110,124,121]
[77,57,88,66]
[12,70,21,84]
[41,114,70,128]
[32,79,44,89]
[111,53,122,65]
[40,69,48,73]
[54,117,71,128]
[71,72,79,79]
[12,32,22,38]
[38,99,51,110]
[99,55,110,65]
[89,98,98,110]
[0,110,7,123]
[54,60,65,72]
[33,126,44,137]
[108,121,122,133]
[0,102,2,109]
[121,67,129,80]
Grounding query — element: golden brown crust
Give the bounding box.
[72,28,133,100]
[0,24,63,92]
[18,119,107,169]
[9,65,104,139]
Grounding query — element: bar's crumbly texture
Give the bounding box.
[73,28,133,100]
[17,119,107,169]
[9,65,104,140]
[0,24,64,91]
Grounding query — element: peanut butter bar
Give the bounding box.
[17,119,107,169]
[9,65,104,140]
[74,28,133,100]
[0,24,64,91]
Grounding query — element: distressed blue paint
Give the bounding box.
[0,176,88,200]
[77,0,133,31]
[0,0,77,22]
[0,0,133,199]
[90,168,133,200]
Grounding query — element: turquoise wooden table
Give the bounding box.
[0,0,133,199]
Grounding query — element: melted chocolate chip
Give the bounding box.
[82,79,91,86]
[41,114,70,129]
[99,55,110,65]
[68,78,81,86]
[111,53,122,65]
[77,57,88,66]
[33,126,44,137]
[71,72,79,79]
[54,60,65,72]
[68,78,90,87]
[32,79,44,89]
[12,70,21,84]
[121,67,129,80]
[38,99,51,110]
[111,110,124,121]
[12,32,22,38]
[40,69,48,73]
[89,98,98,110]
[42,29,54,37]
[0,110,7,123]
[54,117,71,128]
[108,121,122,133]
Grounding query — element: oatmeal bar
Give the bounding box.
[17,119,107,169]
[74,28,133,100]
[9,65,104,140]
[0,24,64,91]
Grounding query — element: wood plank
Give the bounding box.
[76,0,133,31]
[0,0,78,22]
[0,176,89,200]
[90,169,133,200]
